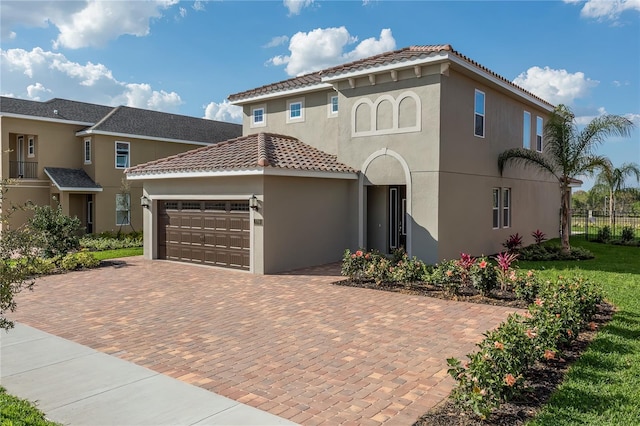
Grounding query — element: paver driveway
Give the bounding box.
[10,257,517,425]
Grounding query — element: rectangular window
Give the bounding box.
[523,111,531,149]
[287,98,304,123]
[329,94,339,116]
[536,116,543,152]
[115,193,130,226]
[27,137,35,157]
[115,141,130,169]
[492,188,500,229]
[251,105,266,128]
[474,90,485,137]
[502,188,511,228]
[84,138,91,164]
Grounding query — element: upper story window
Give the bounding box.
[328,94,339,117]
[523,111,531,149]
[251,105,266,128]
[474,90,485,138]
[287,98,304,123]
[84,138,91,164]
[115,141,130,169]
[27,136,35,158]
[536,116,543,152]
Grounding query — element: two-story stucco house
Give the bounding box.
[127,45,559,273]
[0,97,241,234]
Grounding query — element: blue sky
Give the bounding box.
[1,0,638,189]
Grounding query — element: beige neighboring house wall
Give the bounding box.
[1,97,241,234]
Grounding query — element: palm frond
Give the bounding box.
[498,147,558,179]
[575,114,635,158]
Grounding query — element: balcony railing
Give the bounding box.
[9,161,39,179]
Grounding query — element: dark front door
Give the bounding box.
[389,185,407,253]
[86,194,93,234]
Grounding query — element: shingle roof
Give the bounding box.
[126,132,356,177]
[85,106,241,144]
[228,45,552,107]
[44,167,102,191]
[1,97,114,123]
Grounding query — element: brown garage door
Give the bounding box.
[157,200,250,270]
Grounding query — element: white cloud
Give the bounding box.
[1,0,178,49]
[264,35,290,48]
[204,100,243,123]
[179,7,187,18]
[26,82,51,100]
[1,47,182,112]
[283,0,314,16]
[579,0,640,20]
[624,112,640,125]
[193,1,206,12]
[513,66,599,105]
[268,27,396,76]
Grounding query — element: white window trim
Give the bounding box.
[492,188,500,229]
[328,93,339,117]
[27,136,35,158]
[536,116,543,152]
[286,98,305,123]
[250,105,266,128]
[474,89,485,138]
[84,138,92,164]
[115,193,131,226]
[115,141,130,169]
[523,111,531,149]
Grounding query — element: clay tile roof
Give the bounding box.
[126,132,357,177]
[228,45,552,107]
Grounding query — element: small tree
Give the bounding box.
[0,180,40,330]
[595,161,640,224]
[498,105,634,254]
[28,202,82,259]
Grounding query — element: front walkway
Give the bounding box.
[7,257,517,425]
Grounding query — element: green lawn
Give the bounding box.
[0,386,61,426]
[522,239,640,425]
[92,247,143,261]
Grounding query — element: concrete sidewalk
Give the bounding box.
[0,323,296,426]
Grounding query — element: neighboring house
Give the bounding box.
[0,97,241,234]
[127,45,560,274]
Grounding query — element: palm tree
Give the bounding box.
[498,104,634,253]
[595,161,640,224]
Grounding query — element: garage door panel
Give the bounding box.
[158,200,250,270]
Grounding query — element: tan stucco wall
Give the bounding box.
[436,68,559,259]
[0,182,51,230]
[242,90,340,155]
[262,175,357,274]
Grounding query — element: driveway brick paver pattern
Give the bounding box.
[9,257,517,425]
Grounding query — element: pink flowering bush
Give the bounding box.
[448,274,604,420]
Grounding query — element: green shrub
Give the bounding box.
[519,244,594,261]
[470,258,498,296]
[28,204,81,259]
[621,226,635,242]
[27,257,56,276]
[80,235,143,251]
[60,251,100,271]
[512,270,541,303]
[596,226,611,243]
[430,259,462,295]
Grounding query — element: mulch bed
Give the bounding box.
[333,279,615,425]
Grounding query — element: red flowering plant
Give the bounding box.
[494,251,519,291]
[531,229,547,245]
[502,233,523,253]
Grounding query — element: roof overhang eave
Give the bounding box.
[229,83,334,105]
[76,129,211,146]
[0,112,94,126]
[126,168,358,180]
